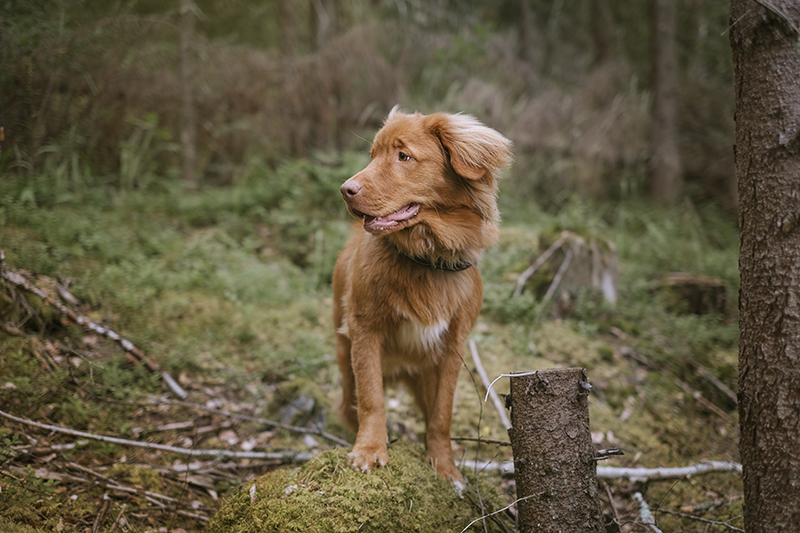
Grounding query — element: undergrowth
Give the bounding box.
[0,153,741,531]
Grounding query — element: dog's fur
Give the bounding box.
[333,108,512,483]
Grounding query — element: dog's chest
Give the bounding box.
[392,316,449,355]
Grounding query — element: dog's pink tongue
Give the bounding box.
[364,204,419,231]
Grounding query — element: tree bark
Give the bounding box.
[179,0,197,188]
[508,368,604,533]
[731,1,800,531]
[648,0,682,203]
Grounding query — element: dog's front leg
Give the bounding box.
[421,347,465,485]
[348,334,389,472]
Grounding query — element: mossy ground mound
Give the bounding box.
[207,440,507,533]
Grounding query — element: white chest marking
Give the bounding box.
[395,318,449,354]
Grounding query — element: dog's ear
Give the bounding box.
[424,113,513,180]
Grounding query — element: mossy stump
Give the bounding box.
[207,440,506,533]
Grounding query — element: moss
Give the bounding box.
[0,518,51,533]
[208,440,507,533]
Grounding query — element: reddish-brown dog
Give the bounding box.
[333,108,512,485]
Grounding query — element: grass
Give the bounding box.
[0,153,742,532]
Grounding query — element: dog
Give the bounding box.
[332,107,512,485]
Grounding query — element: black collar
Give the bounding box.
[399,250,474,272]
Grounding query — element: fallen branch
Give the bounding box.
[468,340,511,430]
[512,235,567,298]
[0,251,187,399]
[675,379,733,422]
[0,408,313,463]
[696,365,738,406]
[633,491,664,533]
[462,458,743,480]
[535,244,574,321]
[92,386,351,447]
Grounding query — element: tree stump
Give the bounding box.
[514,231,618,319]
[508,368,605,533]
[658,272,727,315]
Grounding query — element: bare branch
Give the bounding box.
[469,340,511,430]
[0,408,313,463]
[633,491,664,533]
[462,458,743,480]
[0,257,187,399]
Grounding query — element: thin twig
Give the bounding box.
[460,492,543,532]
[605,484,621,527]
[656,508,744,532]
[469,340,511,430]
[751,0,800,35]
[0,408,313,462]
[451,436,511,447]
[92,387,351,447]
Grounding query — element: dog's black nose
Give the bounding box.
[341,181,361,197]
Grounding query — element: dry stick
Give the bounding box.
[462,458,742,480]
[451,436,511,447]
[605,484,621,528]
[110,503,127,532]
[92,493,112,533]
[468,340,511,430]
[535,244,575,321]
[696,365,738,406]
[633,492,665,533]
[95,389,351,447]
[512,235,567,298]
[0,409,313,463]
[0,259,187,400]
[674,379,733,422]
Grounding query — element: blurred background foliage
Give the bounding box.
[0,0,734,206]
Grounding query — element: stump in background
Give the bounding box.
[513,231,618,319]
[658,272,727,315]
[508,368,605,533]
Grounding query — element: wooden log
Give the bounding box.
[508,368,605,533]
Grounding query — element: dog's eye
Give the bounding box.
[398,152,411,162]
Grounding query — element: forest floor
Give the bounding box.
[0,156,743,532]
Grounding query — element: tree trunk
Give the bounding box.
[179,0,197,188]
[508,368,604,533]
[278,0,294,58]
[731,1,800,531]
[648,0,682,203]
[309,0,338,52]
[590,0,612,66]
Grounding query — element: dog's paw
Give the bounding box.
[347,444,388,472]
[429,455,465,487]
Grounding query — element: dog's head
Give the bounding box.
[341,108,512,256]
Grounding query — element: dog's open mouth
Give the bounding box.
[357,203,420,233]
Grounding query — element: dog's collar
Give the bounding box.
[398,250,474,272]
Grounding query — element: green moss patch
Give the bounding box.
[208,440,506,533]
